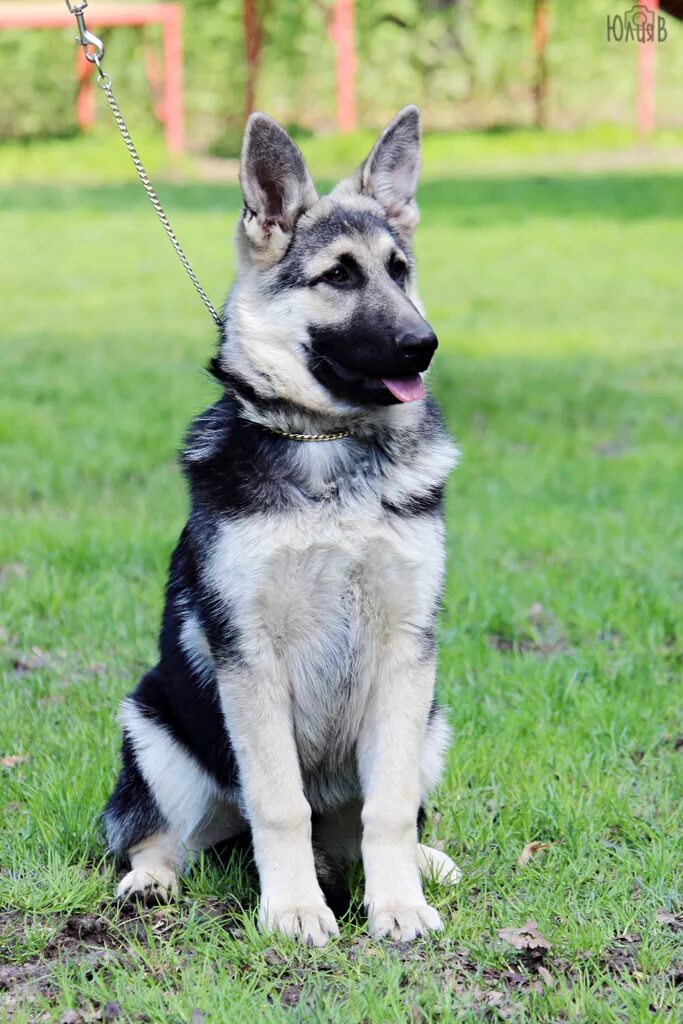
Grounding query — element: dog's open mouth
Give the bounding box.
[380,376,425,403]
[309,351,428,407]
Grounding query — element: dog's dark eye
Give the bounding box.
[321,265,350,286]
[388,254,408,286]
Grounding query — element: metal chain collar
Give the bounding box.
[64,0,222,330]
[266,428,352,442]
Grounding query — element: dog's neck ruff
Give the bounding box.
[265,426,352,442]
[212,367,356,442]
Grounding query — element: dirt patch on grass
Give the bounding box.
[486,632,569,658]
[3,905,682,1020]
[251,936,560,1018]
[0,912,121,1020]
[486,603,570,658]
[0,898,247,1021]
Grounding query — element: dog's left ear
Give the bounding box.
[356,105,422,236]
[239,113,318,263]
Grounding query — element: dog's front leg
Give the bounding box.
[358,657,442,941]
[217,667,338,947]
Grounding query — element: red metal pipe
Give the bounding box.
[330,0,356,134]
[0,4,185,152]
[163,5,184,152]
[637,0,660,135]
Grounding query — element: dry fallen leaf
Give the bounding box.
[12,646,48,674]
[536,965,554,987]
[498,920,552,951]
[501,970,528,988]
[486,990,506,1006]
[280,984,302,1008]
[656,909,683,931]
[517,841,552,867]
[0,755,27,768]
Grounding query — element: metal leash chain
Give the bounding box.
[65,2,349,442]
[97,77,222,328]
[65,0,222,330]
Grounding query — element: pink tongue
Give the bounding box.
[381,374,425,403]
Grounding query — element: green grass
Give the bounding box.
[1,134,682,1022]
[3,121,683,186]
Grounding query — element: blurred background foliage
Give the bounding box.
[0,0,682,152]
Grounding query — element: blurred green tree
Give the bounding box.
[0,0,681,147]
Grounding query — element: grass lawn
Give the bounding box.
[1,132,682,1022]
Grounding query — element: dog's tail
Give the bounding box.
[312,844,351,918]
[213,832,352,919]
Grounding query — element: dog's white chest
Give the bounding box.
[208,484,443,786]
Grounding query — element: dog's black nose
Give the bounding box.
[395,324,438,366]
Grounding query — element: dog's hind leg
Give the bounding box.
[104,735,185,902]
[116,830,182,902]
[417,844,461,885]
[311,802,362,919]
[104,697,242,902]
[314,803,460,883]
[116,803,246,903]
[416,705,461,886]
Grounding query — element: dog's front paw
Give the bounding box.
[116,866,179,904]
[259,897,339,947]
[366,901,443,942]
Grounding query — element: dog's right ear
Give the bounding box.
[239,113,318,264]
[353,106,422,238]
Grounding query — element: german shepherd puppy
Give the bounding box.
[103,106,460,946]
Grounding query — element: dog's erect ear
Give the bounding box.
[239,113,318,263]
[356,106,422,236]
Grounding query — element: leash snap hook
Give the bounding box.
[65,0,105,65]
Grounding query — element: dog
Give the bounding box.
[103,105,460,947]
